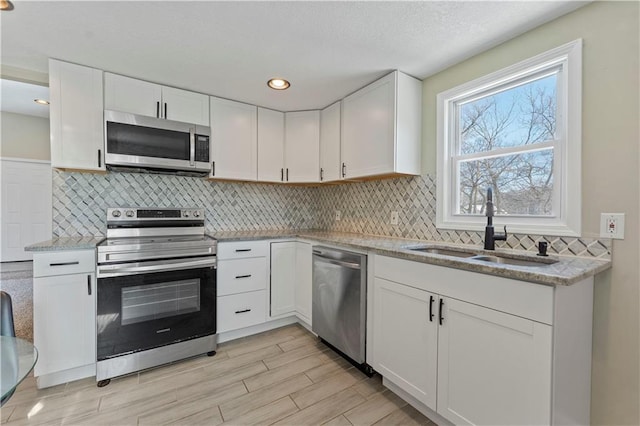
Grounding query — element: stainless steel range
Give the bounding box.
[96,207,217,385]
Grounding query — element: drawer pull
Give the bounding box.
[87,275,92,296]
[49,261,80,267]
[235,249,252,253]
[235,309,251,314]
[235,274,252,279]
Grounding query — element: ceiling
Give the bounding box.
[1,1,587,112]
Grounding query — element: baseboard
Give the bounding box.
[382,377,453,426]
[36,363,95,389]
[217,316,298,343]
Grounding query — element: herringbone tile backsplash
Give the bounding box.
[53,171,611,259]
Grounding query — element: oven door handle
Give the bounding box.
[98,257,216,277]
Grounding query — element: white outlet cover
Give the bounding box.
[390,211,399,225]
[600,213,625,239]
[335,210,341,221]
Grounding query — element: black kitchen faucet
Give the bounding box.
[484,187,507,250]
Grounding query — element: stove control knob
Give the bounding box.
[112,210,121,218]
[184,211,190,218]
[125,210,135,218]
[194,211,200,218]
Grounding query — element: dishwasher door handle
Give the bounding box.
[313,254,361,270]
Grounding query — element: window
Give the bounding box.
[436,39,582,236]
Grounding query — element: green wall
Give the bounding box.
[421,2,640,424]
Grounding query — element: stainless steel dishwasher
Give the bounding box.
[312,246,371,373]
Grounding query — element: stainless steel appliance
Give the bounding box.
[312,246,371,374]
[104,110,211,175]
[96,207,217,384]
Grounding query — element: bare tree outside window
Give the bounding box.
[456,73,557,216]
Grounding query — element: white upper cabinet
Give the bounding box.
[104,73,209,126]
[162,86,209,126]
[341,71,422,179]
[104,73,160,118]
[319,101,342,182]
[209,97,258,181]
[284,111,320,183]
[49,59,105,171]
[257,107,285,183]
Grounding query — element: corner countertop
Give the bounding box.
[209,230,611,286]
[25,236,105,252]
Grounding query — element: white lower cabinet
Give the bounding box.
[270,241,313,323]
[294,242,312,325]
[33,250,96,388]
[217,291,267,333]
[372,254,592,426]
[373,278,438,408]
[270,241,297,317]
[437,298,551,425]
[216,241,269,333]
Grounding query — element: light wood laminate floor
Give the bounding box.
[1,324,435,425]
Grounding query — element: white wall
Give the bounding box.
[0,111,50,161]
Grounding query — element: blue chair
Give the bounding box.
[1,290,17,406]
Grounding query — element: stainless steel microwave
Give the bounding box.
[104,110,211,175]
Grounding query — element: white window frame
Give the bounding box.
[436,39,582,237]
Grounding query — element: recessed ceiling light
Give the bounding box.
[34,99,50,105]
[267,78,290,90]
[0,0,14,11]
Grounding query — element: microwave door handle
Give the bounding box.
[189,127,195,166]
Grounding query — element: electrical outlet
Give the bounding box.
[390,211,399,225]
[600,213,625,239]
[335,210,341,221]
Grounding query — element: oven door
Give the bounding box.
[104,110,210,173]
[96,257,216,361]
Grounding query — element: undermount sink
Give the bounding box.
[470,255,557,267]
[403,245,476,258]
[403,245,557,267]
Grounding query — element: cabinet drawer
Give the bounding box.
[33,250,96,278]
[217,240,269,260]
[218,258,267,296]
[217,290,266,333]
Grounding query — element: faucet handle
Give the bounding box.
[537,241,549,257]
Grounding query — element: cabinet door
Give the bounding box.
[104,73,161,118]
[373,277,438,409]
[341,72,396,179]
[162,86,209,126]
[210,97,257,181]
[437,298,552,425]
[294,242,312,324]
[320,101,341,182]
[270,241,296,317]
[284,111,320,183]
[33,273,96,377]
[257,107,285,182]
[49,59,105,171]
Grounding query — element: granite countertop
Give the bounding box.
[25,236,105,252]
[210,230,611,286]
[25,231,611,286]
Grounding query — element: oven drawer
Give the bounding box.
[33,250,96,278]
[217,241,269,260]
[217,258,267,296]
[217,290,267,333]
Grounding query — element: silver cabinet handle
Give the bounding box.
[235,309,251,314]
[189,128,195,166]
[235,249,252,253]
[87,275,92,295]
[235,274,252,279]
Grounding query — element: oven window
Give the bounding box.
[121,279,200,326]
